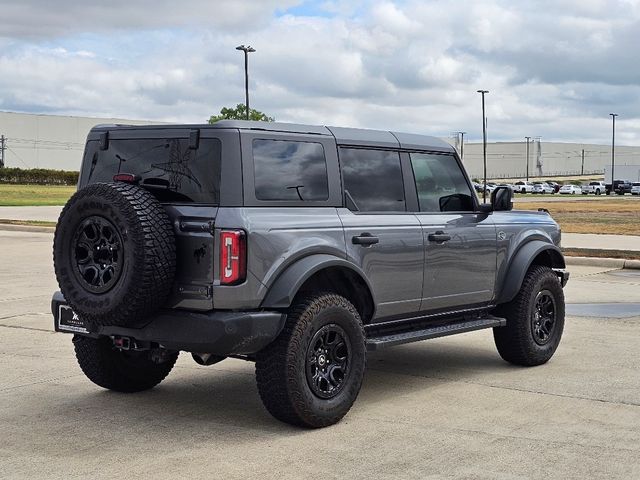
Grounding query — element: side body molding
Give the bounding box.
[260,254,375,310]
[496,241,565,304]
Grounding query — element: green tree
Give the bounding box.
[208,104,275,123]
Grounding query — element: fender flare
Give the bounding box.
[260,254,375,310]
[496,241,565,304]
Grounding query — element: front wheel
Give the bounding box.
[493,265,565,366]
[255,293,366,428]
[73,335,178,392]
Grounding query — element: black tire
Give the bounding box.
[53,182,176,327]
[255,293,366,428]
[73,335,178,392]
[493,265,565,366]
[596,189,601,195]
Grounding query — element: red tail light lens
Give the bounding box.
[220,230,246,285]
[112,173,139,183]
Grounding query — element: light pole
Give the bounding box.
[236,45,256,120]
[477,90,489,202]
[525,136,531,181]
[609,113,618,194]
[457,131,466,162]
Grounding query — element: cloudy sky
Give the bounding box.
[1,0,639,144]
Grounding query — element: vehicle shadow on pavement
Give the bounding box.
[361,340,510,396]
[41,340,510,437]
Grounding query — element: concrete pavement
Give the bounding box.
[0,230,639,479]
[562,232,640,251]
[0,205,62,222]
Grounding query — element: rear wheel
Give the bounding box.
[255,293,366,428]
[493,265,565,366]
[73,335,178,392]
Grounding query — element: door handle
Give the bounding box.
[428,231,451,243]
[352,233,379,246]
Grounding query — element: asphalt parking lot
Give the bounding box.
[1,230,639,479]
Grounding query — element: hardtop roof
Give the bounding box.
[89,120,454,153]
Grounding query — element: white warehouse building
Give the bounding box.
[452,139,640,180]
[2,111,640,181]
[0,111,157,171]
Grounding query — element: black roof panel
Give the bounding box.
[89,120,454,152]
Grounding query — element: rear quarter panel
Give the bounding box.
[212,207,346,310]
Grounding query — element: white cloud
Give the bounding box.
[0,0,638,144]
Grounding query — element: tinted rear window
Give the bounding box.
[340,148,406,212]
[82,137,221,203]
[253,139,329,201]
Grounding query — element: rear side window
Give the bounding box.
[340,148,406,212]
[82,138,221,203]
[253,139,329,201]
[410,153,474,212]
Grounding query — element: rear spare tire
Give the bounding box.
[53,182,176,327]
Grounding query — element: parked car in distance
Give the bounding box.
[546,181,561,193]
[630,182,640,195]
[484,182,498,194]
[585,181,606,195]
[500,183,516,193]
[615,180,632,195]
[606,179,633,195]
[514,181,535,193]
[532,182,554,194]
[559,184,582,194]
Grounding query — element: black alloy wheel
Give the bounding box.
[72,216,124,293]
[531,290,557,345]
[306,324,351,399]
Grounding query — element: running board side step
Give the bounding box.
[366,316,506,351]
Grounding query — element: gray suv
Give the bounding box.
[52,121,569,428]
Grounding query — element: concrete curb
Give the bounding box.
[0,223,55,234]
[565,255,640,270]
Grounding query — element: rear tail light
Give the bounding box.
[220,230,246,285]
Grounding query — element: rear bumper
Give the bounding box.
[51,291,286,355]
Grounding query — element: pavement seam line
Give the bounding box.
[0,313,48,320]
[0,374,84,393]
[368,416,640,454]
[0,323,53,333]
[367,367,640,407]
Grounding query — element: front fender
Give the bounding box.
[260,254,374,309]
[496,241,565,304]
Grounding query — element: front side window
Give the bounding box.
[410,153,474,212]
[340,148,406,212]
[253,139,329,201]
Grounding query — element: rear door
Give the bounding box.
[407,152,497,312]
[337,147,424,321]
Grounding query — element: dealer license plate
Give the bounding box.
[57,305,89,334]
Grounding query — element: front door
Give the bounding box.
[408,152,497,312]
[338,147,424,321]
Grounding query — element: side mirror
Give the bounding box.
[491,186,513,211]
